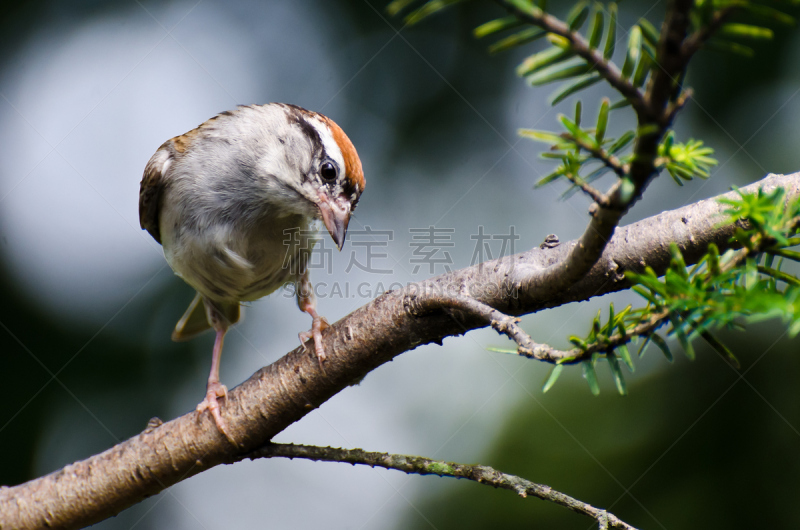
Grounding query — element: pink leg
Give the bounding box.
[297,270,329,366]
[196,328,231,437]
[299,304,329,364]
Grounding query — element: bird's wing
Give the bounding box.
[138,144,173,245]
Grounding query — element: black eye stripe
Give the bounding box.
[283,105,323,158]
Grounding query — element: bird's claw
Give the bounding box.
[299,315,330,368]
[197,381,235,444]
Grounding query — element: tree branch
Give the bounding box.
[519,0,698,303]
[571,134,629,180]
[572,178,609,205]
[511,244,756,364]
[405,291,563,360]
[247,443,639,530]
[1,172,798,529]
[681,6,738,61]
[496,0,648,116]
[511,0,700,298]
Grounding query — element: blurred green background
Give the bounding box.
[1,0,799,528]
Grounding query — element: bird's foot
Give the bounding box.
[197,381,235,443]
[299,315,330,367]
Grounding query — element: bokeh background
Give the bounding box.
[2,0,800,528]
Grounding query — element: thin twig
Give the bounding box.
[496,0,648,117]
[569,175,609,206]
[407,291,666,363]
[414,244,758,366]
[757,265,800,287]
[663,88,693,127]
[536,309,672,364]
[570,134,629,179]
[405,292,555,358]
[681,6,738,60]
[247,443,640,530]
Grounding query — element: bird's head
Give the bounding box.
[272,104,364,251]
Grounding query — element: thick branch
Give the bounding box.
[248,443,639,530]
[1,173,798,529]
[518,177,625,293]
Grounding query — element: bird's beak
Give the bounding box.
[318,193,351,251]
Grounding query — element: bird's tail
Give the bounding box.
[171,293,241,341]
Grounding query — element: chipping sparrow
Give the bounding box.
[139,103,365,435]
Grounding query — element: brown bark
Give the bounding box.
[1,172,797,529]
[248,444,639,530]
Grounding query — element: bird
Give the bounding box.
[138,103,364,436]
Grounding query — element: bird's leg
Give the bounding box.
[196,302,233,441]
[196,328,228,424]
[297,268,329,366]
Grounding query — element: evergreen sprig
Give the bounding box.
[387,0,791,197]
[541,188,800,394]
[518,101,717,197]
[386,0,797,396]
[657,132,718,186]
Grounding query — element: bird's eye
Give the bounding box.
[320,161,337,181]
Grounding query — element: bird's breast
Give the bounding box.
[163,211,317,304]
